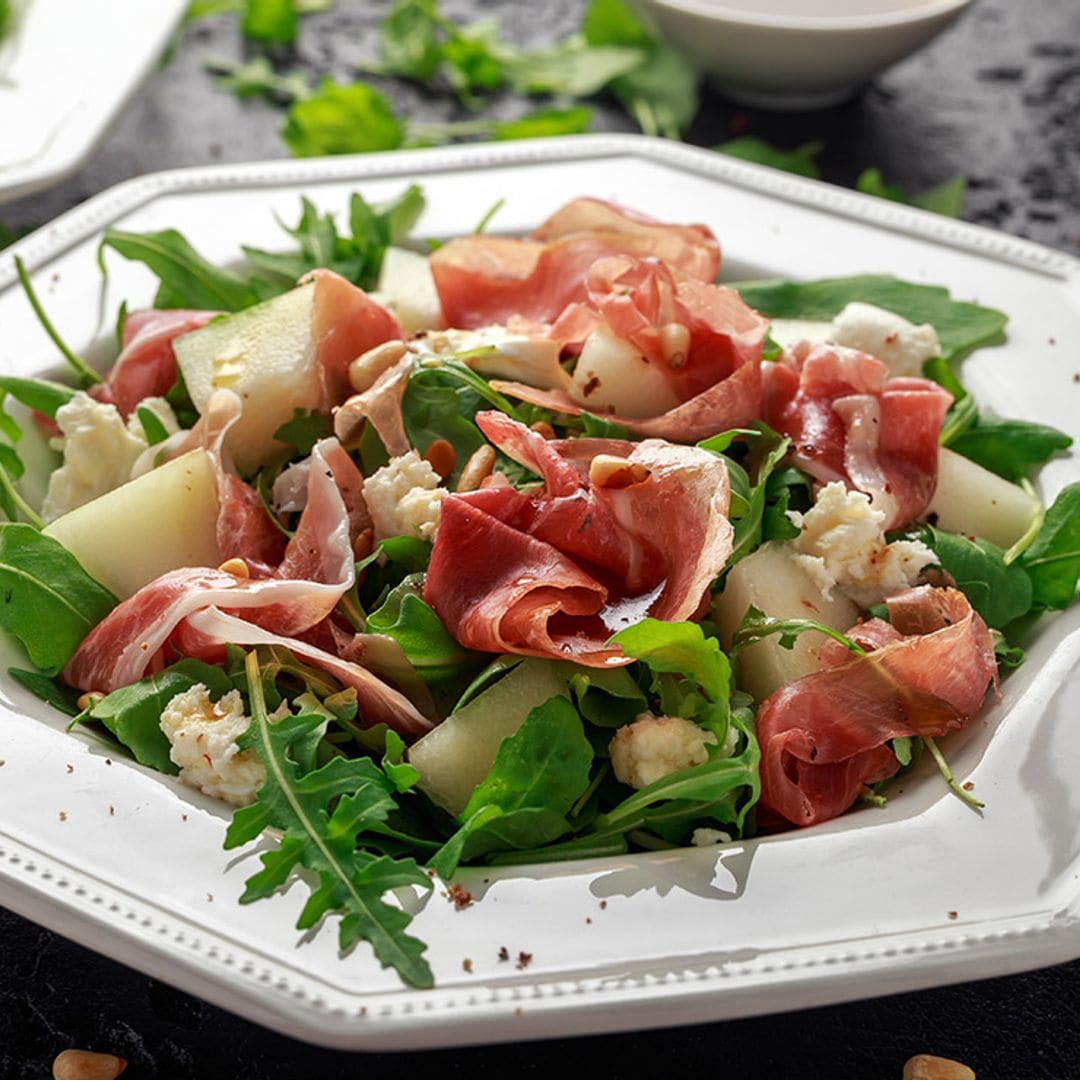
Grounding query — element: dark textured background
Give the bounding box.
[3,0,1080,1076]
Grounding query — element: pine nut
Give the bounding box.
[659,321,690,368]
[348,340,408,393]
[75,692,104,712]
[456,445,496,492]
[217,557,250,578]
[588,455,650,489]
[353,527,374,561]
[52,1049,128,1080]
[529,420,555,440]
[423,438,457,480]
[903,1055,976,1080]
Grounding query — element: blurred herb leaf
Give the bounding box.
[715,137,823,179]
[856,167,967,218]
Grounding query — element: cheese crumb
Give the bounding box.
[42,392,179,521]
[363,450,446,541]
[159,684,266,807]
[830,302,941,378]
[789,482,935,608]
[609,712,718,790]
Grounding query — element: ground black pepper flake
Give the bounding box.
[599,900,607,910]
[516,951,532,970]
[498,946,510,962]
[66,764,73,773]
[58,811,67,821]
[447,883,474,910]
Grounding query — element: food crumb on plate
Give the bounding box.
[498,946,509,962]
[462,958,473,973]
[948,911,958,920]
[446,883,473,909]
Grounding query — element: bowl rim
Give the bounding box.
[640,0,975,32]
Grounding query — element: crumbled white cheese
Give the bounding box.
[41,392,179,522]
[829,302,941,378]
[609,712,718,791]
[159,684,266,807]
[363,450,446,541]
[691,827,733,847]
[789,481,936,608]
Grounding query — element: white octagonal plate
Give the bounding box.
[0,136,1078,1050]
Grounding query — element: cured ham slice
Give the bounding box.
[763,342,953,529]
[424,412,734,666]
[92,309,217,417]
[303,269,404,406]
[63,439,357,693]
[430,198,721,329]
[757,586,997,827]
[492,256,768,441]
[333,353,412,457]
[180,609,432,737]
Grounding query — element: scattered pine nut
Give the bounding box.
[903,1054,976,1080]
[588,455,650,489]
[529,420,555,440]
[52,1048,128,1080]
[76,692,104,712]
[217,557,249,578]
[456,445,496,492]
[423,438,457,480]
[353,527,374,562]
[348,340,408,393]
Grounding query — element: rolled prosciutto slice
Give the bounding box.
[430,197,721,328]
[763,342,953,529]
[758,586,997,828]
[63,439,358,693]
[92,309,218,417]
[491,255,768,442]
[423,411,734,666]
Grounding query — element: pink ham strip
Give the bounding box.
[491,359,763,444]
[92,309,217,417]
[333,354,412,457]
[430,198,721,329]
[762,343,953,529]
[180,609,432,737]
[303,269,404,407]
[63,439,356,693]
[424,412,733,666]
[757,586,997,828]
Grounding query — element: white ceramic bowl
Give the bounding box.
[635,0,976,110]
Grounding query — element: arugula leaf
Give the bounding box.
[569,666,646,728]
[948,416,1072,482]
[8,668,82,716]
[376,0,442,82]
[225,653,434,988]
[613,618,730,707]
[919,525,1034,628]
[14,256,102,387]
[0,375,76,419]
[502,39,644,96]
[85,659,235,774]
[736,275,1006,366]
[242,0,297,44]
[101,228,261,312]
[732,606,867,659]
[366,575,479,683]
[715,137,823,179]
[282,79,405,157]
[430,696,594,877]
[136,405,170,447]
[207,55,310,102]
[1020,483,1080,610]
[856,167,967,218]
[491,106,593,140]
[700,423,793,567]
[584,0,698,138]
[0,524,117,671]
[580,410,631,439]
[272,408,331,454]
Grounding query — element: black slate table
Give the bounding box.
[3,1,1079,1076]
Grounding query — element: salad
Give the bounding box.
[1,187,1078,992]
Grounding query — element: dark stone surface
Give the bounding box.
[3,1,1080,1076]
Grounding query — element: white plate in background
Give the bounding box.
[0,136,1079,1050]
[0,0,188,204]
